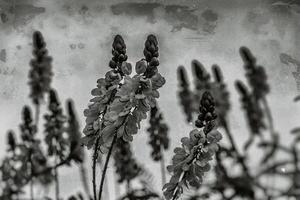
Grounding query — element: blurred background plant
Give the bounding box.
[0,31,90,200]
[177,47,300,200]
[0,30,300,200]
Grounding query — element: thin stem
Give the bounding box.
[92,137,101,200]
[223,120,251,178]
[262,97,277,191]
[126,180,131,194]
[171,172,186,200]
[262,97,275,136]
[255,159,293,178]
[98,134,117,200]
[99,160,110,200]
[30,178,34,200]
[113,161,120,198]
[54,156,60,200]
[29,149,34,200]
[79,162,91,199]
[171,184,179,200]
[160,146,166,186]
[35,103,40,129]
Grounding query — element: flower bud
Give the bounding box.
[149,57,159,67]
[121,62,132,75]
[135,60,147,74]
[109,60,117,69]
[105,70,121,83]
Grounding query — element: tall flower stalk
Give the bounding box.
[20,106,37,200]
[66,100,90,198]
[81,34,165,200]
[177,66,194,123]
[114,138,141,189]
[28,31,53,126]
[44,89,68,200]
[147,104,169,185]
[163,92,222,200]
[1,30,89,200]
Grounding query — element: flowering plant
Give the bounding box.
[81,34,165,200]
[163,92,222,200]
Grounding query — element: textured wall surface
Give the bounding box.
[0,0,300,198]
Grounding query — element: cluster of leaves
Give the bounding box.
[147,105,169,161]
[0,31,87,200]
[163,92,222,200]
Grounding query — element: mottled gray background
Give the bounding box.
[1,0,300,199]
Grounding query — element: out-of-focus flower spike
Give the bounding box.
[212,64,223,83]
[192,60,210,82]
[67,99,76,119]
[235,80,265,138]
[147,104,169,161]
[7,130,16,152]
[33,31,46,51]
[66,99,83,162]
[49,89,60,106]
[177,66,194,122]
[235,81,249,97]
[23,105,33,124]
[114,138,141,183]
[178,66,189,87]
[29,31,53,105]
[239,46,256,66]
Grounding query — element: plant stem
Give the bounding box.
[92,137,101,200]
[99,160,110,200]
[30,179,34,200]
[79,162,91,199]
[54,155,60,200]
[29,149,34,200]
[160,146,166,186]
[171,184,179,200]
[35,103,40,129]
[223,120,251,177]
[98,134,117,200]
[113,163,120,198]
[171,172,186,200]
[261,97,277,190]
[262,97,275,136]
